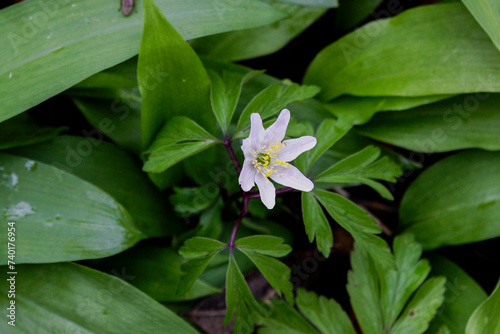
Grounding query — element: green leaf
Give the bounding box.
[235,83,320,134]
[0,114,66,150]
[238,250,293,303]
[296,289,356,334]
[390,277,446,334]
[299,118,352,173]
[324,94,453,125]
[235,235,292,257]
[0,263,198,333]
[275,0,337,7]
[0,0,285,122]
[426,255,488,333]
[178,237,227,295]
[314,189,393,268]
[143,141,217,173]
[99,246,220,302]
[6,135,182,238]
[316,146,402,200]
[466,277,500,334]
[0,153,143,264]
[357,94,500,153]
[224,255,266,332]
[400,150,500,249]
[462,0,500,52]
[209,70,264,132]
[347,235,445,334]
[138,0,215,150]
[192,3,326,62]
[304,3,500,100]
[301,192,333,258]
[335,0,383,32]
[258,299,320,334]
[145,116,217,153]
[169,186,220,217]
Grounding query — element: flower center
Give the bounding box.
[251,140,289,178]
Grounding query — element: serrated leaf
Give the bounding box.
[301,192,333,257]
[209,70,264,132]
[235,235,291,257]
[179,237,227,258]
[235,83,320,133]
[316,146,402,200]
[314,189,393,268]
[224,255,266,333]
[466,277,500,334]
[258,299,320,334]
[296,289,356,334]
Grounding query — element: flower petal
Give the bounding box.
[263,109,290,144]
[277,136,317,162]
[249,113,265,150]
[270,164,314,192]
[239,160,257,192]
[255,173,276,209]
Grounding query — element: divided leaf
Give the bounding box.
[316,146,402,200]
[301,192,333,258]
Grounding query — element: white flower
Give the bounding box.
[238,109,317,209]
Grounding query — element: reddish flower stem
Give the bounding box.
[223,135,241,174]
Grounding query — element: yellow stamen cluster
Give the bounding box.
[252,140,290,180]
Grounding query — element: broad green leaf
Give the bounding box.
[0,153,143,264]
[314,189,393,268]
[209,70,264,132]
[462,0,500,52]
[6,136,182,238]
[466,277,500,334]
[138,0,215,150]
[143,141,218,173]
[391,277,446,334]
[225,255,267,333]
[235,235,291,257]
[325,94,453,125]
[0,263,198,333]
[316,146,402,200]
[357,94,500,153]
[296,289,356,334]
[98,246,220,302]
[258,299,320,334]
[0,0,285,121]
[275,0,337,7]
[301,192,333,257]
[335,0,383,32]
[304,3,500,100]
[0,113,66,150]
[192,3,326,62]
[145,116,217,153]
[427,255,488,333]
[235,83,320,134]
[400,150,500,249]
[238,250,293,303]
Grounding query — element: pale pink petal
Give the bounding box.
[255,173,276,209]
[239,160,257,192]
[269,164,314,192]
[277,136,317,162]
[263,109,290,144]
